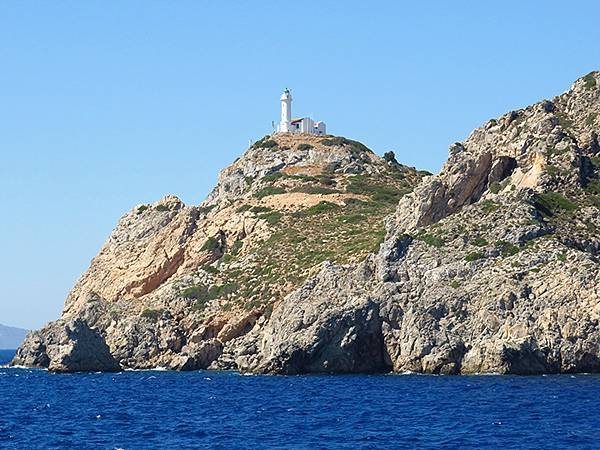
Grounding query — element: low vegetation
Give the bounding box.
[534,192,577,216]
[140,308,166,321]
[254,186,286,199]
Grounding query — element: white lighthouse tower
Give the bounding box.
[276,88,326,135]
[279,88,292,133]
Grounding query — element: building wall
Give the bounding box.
[288,118,326,135]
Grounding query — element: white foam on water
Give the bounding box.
[123,367,167,372]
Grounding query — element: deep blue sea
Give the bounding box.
[2,349,600,449]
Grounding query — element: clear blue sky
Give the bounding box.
[1,1,598,329]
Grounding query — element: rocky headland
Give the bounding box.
[13,72,600,374]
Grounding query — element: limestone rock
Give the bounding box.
[244,262,389,374]
[12,319,120,373]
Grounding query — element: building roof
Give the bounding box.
[291,118,304,123]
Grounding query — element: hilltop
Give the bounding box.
[13,71,600,374]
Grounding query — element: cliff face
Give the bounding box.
[13,72,600,374]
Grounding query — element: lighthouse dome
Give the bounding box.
[280,89,292,101]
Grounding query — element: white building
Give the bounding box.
[277,89,326,135]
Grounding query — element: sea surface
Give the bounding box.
[1,349,599,449]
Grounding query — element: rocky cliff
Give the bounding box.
[13,72,600,374]
[12,133,424,372]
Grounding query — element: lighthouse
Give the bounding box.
[279,88,292,132]
[276,89,326,135]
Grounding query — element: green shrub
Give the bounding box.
[297,143,313,151]
[192,298,208,311]
[262,172,284,183]
[294,201,340,217]
[322,136,348,147]
[415,232,445,248]
[261,140,278,148]
[555,111,574,129]
[318,174,336,186]
[496,240,520,257]
[585,179,600,195]
[230,240,243,255]
[321,137,371,154]
[291,186,340,195]
[472,236,489,247]
[450,280,461,289]
[220,254,232,264]
[180,285,207,300]
[346,175,404,204]
[201,236,221,252]
[534,192,577,215]
[583,73,597,90]
[236,204,252,213]
[254,186,286,199]
[586,113,597,126]
[259,211,283,224]
[209,283,238,298]
[181,282,238,304]
[201,265,219,274]
[465,251,484,262]
[488,181,502,194]
[288,174,319,183]
[137,205,149,214]
[480,200,500,214]
[244,299,262,310]
[197,205,215,214]
[155,204,170,212]
[140,308,165,320]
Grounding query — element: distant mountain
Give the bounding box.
[0,324,28,349]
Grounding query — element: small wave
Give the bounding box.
[123,367,168,372]
[7,364,48,372]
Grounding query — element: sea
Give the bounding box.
[1,349,599,449]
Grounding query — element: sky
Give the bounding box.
[0,1,599,329]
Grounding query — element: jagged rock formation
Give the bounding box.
[13,72,600,374]
[13,133,423,372]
